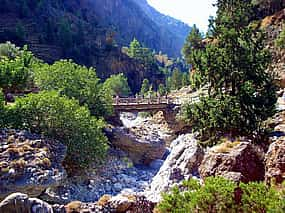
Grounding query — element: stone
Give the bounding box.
[108,194,134,213]
[265,138,285,184]
[114,183,123,192]
[199,142,265,183]
[107,127,166,165]
[0,193,53,213]
[149,159,164,170]
[145,134,204,202]
[0,129,67,200]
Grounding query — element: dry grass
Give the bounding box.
[213,140,241,154]
[22,144,34,152]
[7,135,15,143]
[65,201,83,213]
[11,159,26,169]
[40,158,52,168]
[0,167,9,174]
[97,194,112,206]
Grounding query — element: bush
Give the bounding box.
[182,95,241,146]
[34,59,113,118]
[10,91,108,167]
[0,89,4,109]
[158,177,284,213]
[103,73,131,97]
[275,28,285,48]
[0,43,34,94]
[0,89,5,127]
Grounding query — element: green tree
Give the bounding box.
[182,0,277,142]
[11,91,108,167]
[182,72,190,87]
[127,38,155,66]
[58,18,73,49]
[165,76,172,92]
[171,68,183,90]
[158,177,284,213]
[158,84,166,96]
[0,42,21,59]
[35,59,113,118]
[140,78,150,96]
[127,38,142,58]
[103,73,131,97]
[0,89,4,110]
[0,43,34,95]
[275,27,285,48]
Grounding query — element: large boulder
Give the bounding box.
[265,137,285,184]
[0,193,53,213]
[199,142,265,183]
[145,134,204,202]
[0,129,66,199]
[106,127,166,164]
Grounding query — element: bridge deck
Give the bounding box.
[113,97,180,112]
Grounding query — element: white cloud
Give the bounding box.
[147,0,217,32]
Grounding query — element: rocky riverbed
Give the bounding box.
[39,112,173,204]
[40,148,162,204]
[1,93,285,211]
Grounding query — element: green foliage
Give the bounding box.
[183,95,241,146]
[10,91,108,167]
[127,38,155,66]
[170,69,183,90]
[182,24,204,67]
[0,42,21,59]
[158,84,166,96]
[158,177,285,213]
[35,59,113,118]
[127,38,142,58]
[181,72,190,87]
[58,18,73,49]
[239,182,285,212]
[275,27,285,48]
[140,78,150,95]
[0,89,5,127]
[182,0,277,143]
[0,43,34,94]
[103,73,131,97]
[0,89,4,110]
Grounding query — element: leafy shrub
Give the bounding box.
[0,89,5,127]
[182,95,241,146]
[34,59,113,118]
[140,78,150,96]
[275,28,285,48]
[158,177,284,213]
[10,91,108,167]
[0,43,34,94]
[103,73,131,97]
[0,89,4,110]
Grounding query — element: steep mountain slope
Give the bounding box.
[0,0,168,92]
[133,0,190,55]
[88,0,190,57]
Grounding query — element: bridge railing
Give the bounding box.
[113,97,179,105]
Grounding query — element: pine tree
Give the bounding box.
[127,38,142,58]
[140,78,150,95]
[183,0,277,142]
[182,72,190,87]
[171,69,183,90]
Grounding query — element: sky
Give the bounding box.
[147,0,217,32]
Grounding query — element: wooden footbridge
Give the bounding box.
[113,97,181,112]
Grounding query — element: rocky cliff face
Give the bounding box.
[0,0,190,92]
[88,0,190,57]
